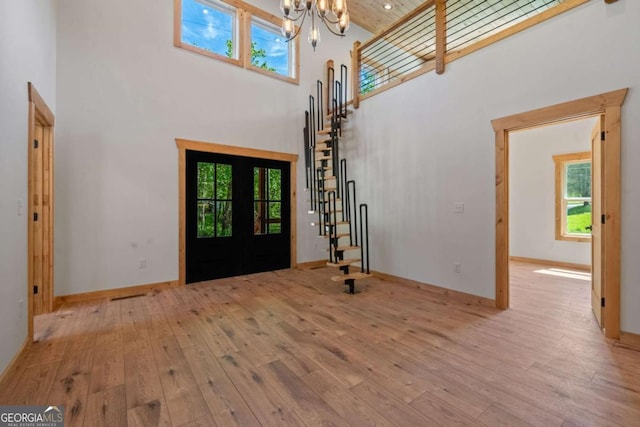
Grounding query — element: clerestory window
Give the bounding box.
[174,0,299,84]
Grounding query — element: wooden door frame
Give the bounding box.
[27,82,55,339]
[176,139,298,286]
[492,88,627,339]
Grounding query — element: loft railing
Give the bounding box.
[352,0,590,105]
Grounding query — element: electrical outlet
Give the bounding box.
[454,202,464,213]
[139,258,147,269]
[454,262,461,273]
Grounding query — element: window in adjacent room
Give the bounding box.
[553,151,592,242]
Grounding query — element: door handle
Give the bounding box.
[586,225,593,231]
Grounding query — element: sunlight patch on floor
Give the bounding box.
[533,268,591,281]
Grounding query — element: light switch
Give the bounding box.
[17,199,24,216]
[454,202,464,213]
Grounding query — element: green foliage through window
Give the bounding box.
[225,40,276,71]
[565,162,591,198]
[197,162,232,238]
[254,167,283,235]
[360,68,376,94]
[567,202,591,234]
[563,160,591,236]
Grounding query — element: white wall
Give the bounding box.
[55,0,369,296]
[0,1,57,374]
[509,118,596,265]
[347,0,640,333]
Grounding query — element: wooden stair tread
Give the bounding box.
[331,272,373,282]
[316,156,332,161]
[317,128,336,135]
[335,245,359,251]
[326,258,360,267]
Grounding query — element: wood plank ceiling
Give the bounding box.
[347,0,423,34]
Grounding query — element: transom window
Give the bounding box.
[174,0,299,84]
[180,0,239,61]
[553,152,591,242]
[249,17,292,78]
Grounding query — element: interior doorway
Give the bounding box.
[27,82,55,339]
[507,116,598,325]
[492,89,627,339]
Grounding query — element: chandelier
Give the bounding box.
[280,0,350,51]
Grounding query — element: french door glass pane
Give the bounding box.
[254,201,267,235]
[254,167,264,199]
[197,201,214,238]
[268,169,281,200]
[268,202,281,234]
[197,162,232,238]
[216,200,232,237]
[197,162,214,199]
[216,164,232,199]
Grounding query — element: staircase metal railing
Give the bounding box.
[308,95,316,212]
[340,64,348,118]
[334,81,342,137]
[340,159,347,221]
[331,98,340,195]
[316,167,326,236]
[359,204,370,274]
[346,180,358,246]
[317,80,324,134]
[304,111,310,192]
[327,62,335,117]
[328,190,338,263]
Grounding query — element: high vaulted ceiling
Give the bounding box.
[347,0,423,34]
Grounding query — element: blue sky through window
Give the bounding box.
[180,0,293,78]
[181,0,234,57]
[250,21,290,77]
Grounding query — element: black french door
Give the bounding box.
[186,150,291,283]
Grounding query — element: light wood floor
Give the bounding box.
[1,262,639,426]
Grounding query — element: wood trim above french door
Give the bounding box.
[491,88,627,340]
[175,139,298,286]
